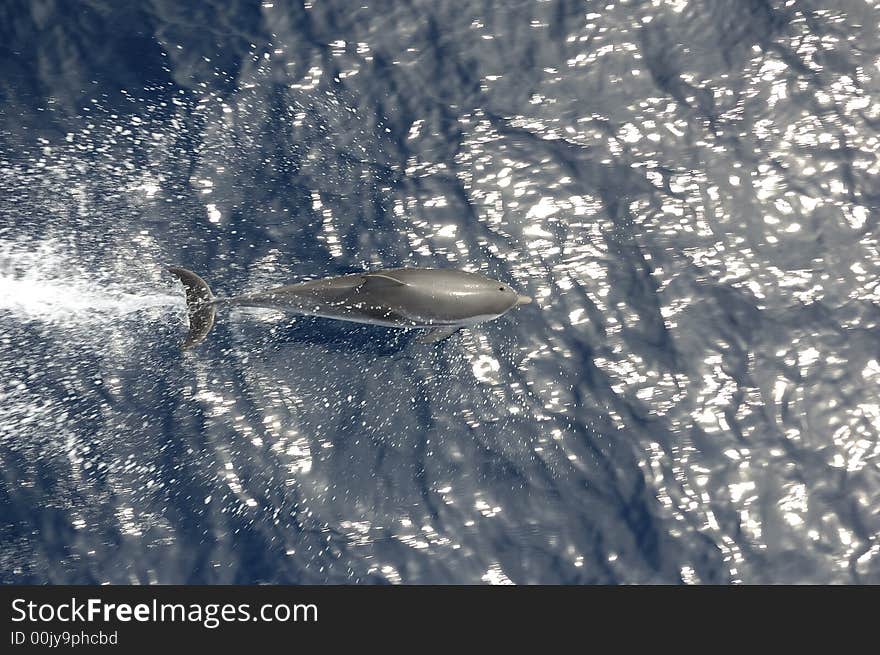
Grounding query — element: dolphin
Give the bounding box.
[167,266,532,348]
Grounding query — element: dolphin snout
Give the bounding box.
[516,294,533,306]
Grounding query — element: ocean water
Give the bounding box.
[1,0,878,584]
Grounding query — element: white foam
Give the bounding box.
[0,241,178,325]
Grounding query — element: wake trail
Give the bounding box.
[0,275,178,323]
[0,241,180,326]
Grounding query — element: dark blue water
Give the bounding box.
[1,0,879,584]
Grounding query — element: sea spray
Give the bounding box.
[0,239,180,326]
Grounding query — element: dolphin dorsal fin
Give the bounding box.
[363,272,407,287]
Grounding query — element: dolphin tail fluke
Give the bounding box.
[168,266,216,349]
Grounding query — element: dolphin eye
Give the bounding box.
[498,286,505,291]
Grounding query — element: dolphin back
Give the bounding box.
[168,266,216,349]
